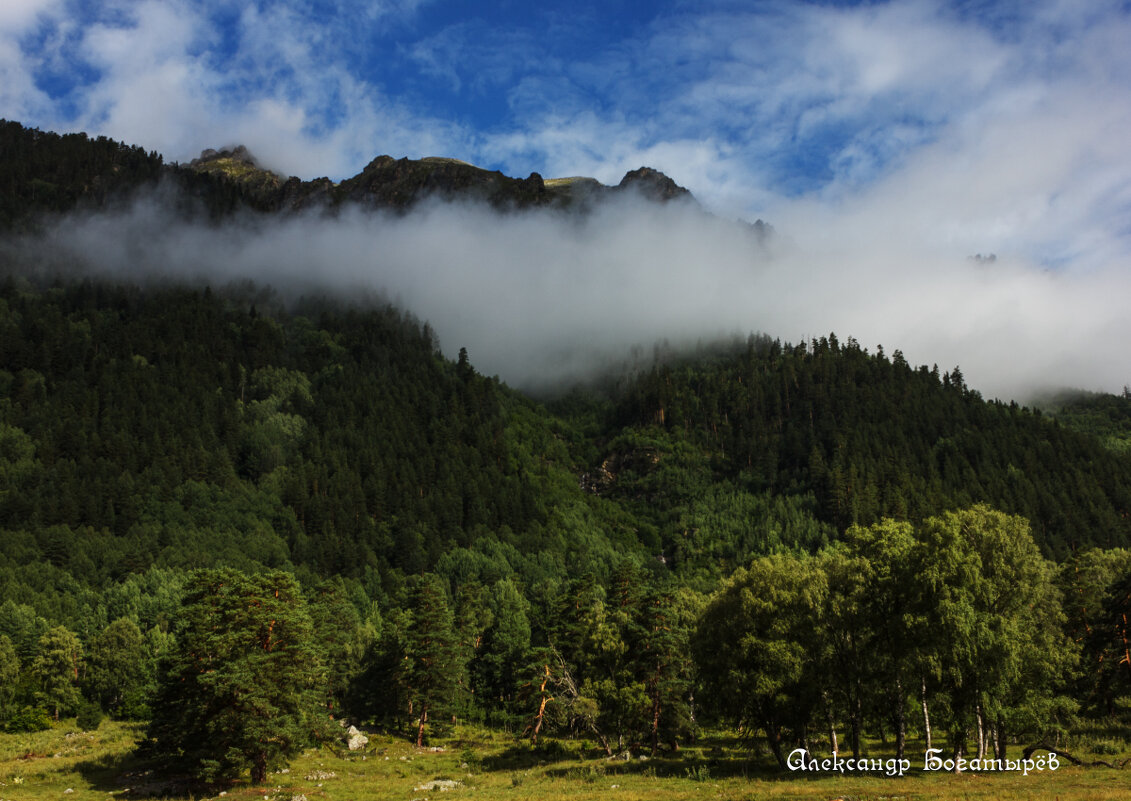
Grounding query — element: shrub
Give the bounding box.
[685,764,711,782]
[77,699,104,731]
[1088,739,1122,755]
[5,705,52,733]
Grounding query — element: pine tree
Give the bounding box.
[0,634,19,720]
[145,569,327,783]
[398,574,465,746]
[635,584,698,754]
[1084,567,1131,716]
[474,578,532,727]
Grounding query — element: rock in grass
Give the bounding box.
[414,779,462,791]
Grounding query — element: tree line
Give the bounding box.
[3,506,1129,784]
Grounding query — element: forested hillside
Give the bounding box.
[0,121,166,228]
[2,121,1131,786]
[1,272,1128,766]
[0,277,648,614]
[0,120,268,227]
[599,335,1131,561]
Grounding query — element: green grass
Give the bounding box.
[191,157,283,191]
[1,721,1128,801]
[544,176,600,188]
[421,156,476,167]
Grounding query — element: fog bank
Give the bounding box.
[8,193,1130,402]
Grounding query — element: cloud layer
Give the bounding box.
[14,188,1130,401]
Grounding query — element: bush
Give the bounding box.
[5,705,52,733]
[534,738,570,760]
[1088,739,1122,755]
[685,764,711,782]
[77,699,104,731]
[116,687,152,721]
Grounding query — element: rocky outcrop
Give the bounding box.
[414,779,462,791]
[190,145,259,168]
[616,166,692,203]
[579,448,662,496]
[334,155,549,210]
[345,724,368,751]
[187,145,286,201]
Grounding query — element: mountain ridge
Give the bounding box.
[187,142,704,214]
[2,120,770,228]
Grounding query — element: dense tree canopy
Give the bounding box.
[607,334,1131,557]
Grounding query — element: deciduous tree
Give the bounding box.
[693,553,826,768]
[85,618,147,718]
[30,626,81,720]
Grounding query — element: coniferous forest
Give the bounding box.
[2,120,1131,795]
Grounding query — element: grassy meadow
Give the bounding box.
[1,721,1127,801]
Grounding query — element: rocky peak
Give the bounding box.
[362,154,397,171]
[616,167,691,202]
[186,145,285,203]
[191,144,260,168]
[340,154,548,210]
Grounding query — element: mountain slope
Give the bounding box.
[0,278,647,620]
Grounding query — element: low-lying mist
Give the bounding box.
[5,190,1129,402]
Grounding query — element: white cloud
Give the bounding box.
[0,0,60,31]
[0,0,63,121]
[0,38,49,121]
[75,1,216,149]
[6,0,456,176]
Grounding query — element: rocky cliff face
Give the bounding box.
[335,154,551,210]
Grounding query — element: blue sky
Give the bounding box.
[4,0,1131,394]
